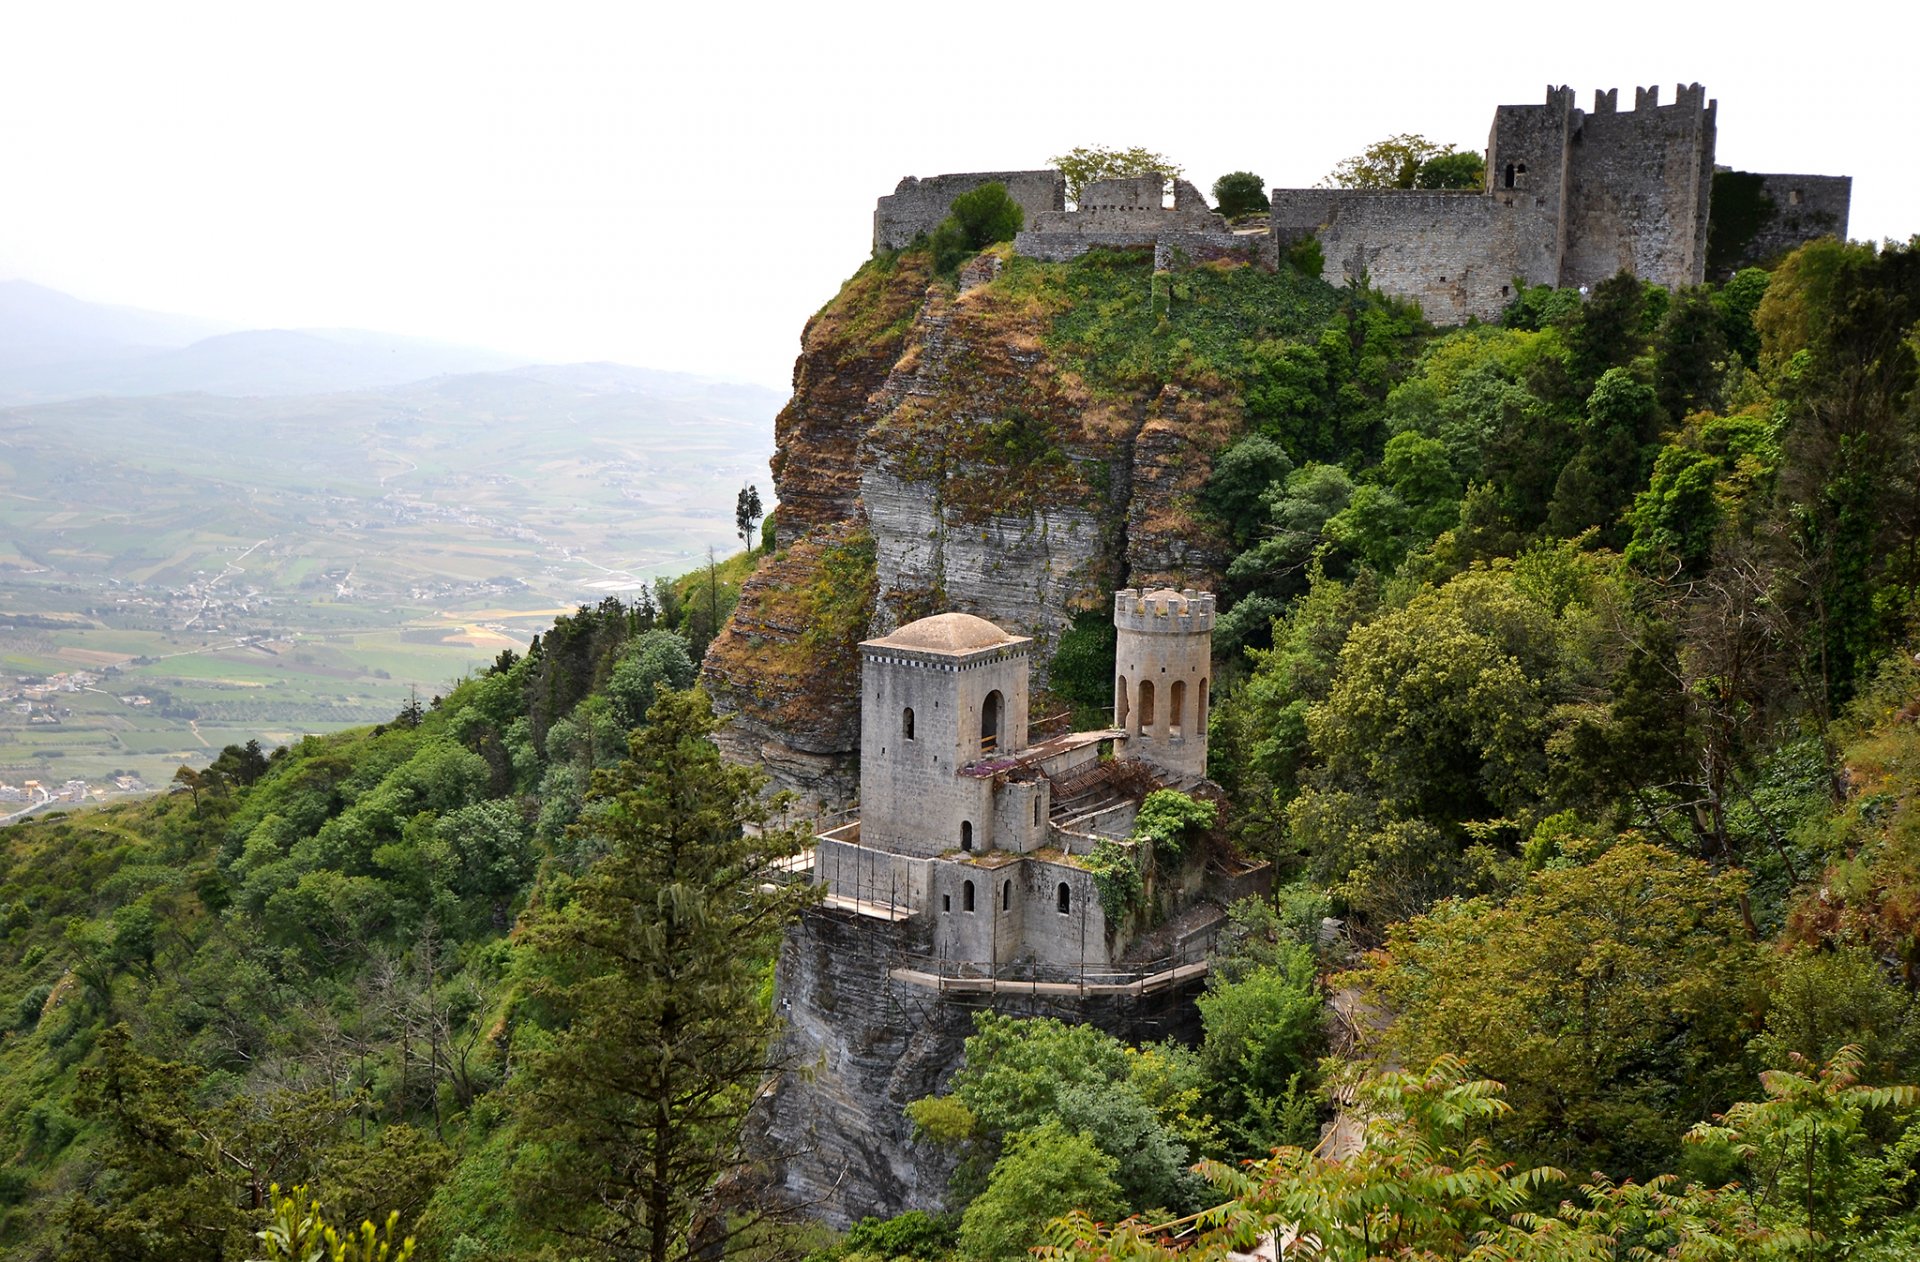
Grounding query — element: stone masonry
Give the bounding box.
[1267,83,1848,321]
[873,170,1065,252]
[755,593,1250,1226]
[874,85,1851,324]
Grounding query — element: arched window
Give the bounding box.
[902,707,915,740]
[1170,679,1186,738]
[981,689,1002,754]
[1138,679,1155,734]
[1056,882,1071,914]
[960,821,973,851]
[1002,881,1011,911]
[963,880,975,912]
[1504,162,1516,189]
[1115,674,1129,729]
[1033,797,1041,827]
[1198,677,1209,728]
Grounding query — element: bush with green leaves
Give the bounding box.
[1211,170,1269,218]
[930,182,1025,275]
[1128,789,1216,859]
[1048,145,1182,205]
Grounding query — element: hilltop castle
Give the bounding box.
[873,84,1851,323]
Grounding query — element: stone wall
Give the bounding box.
[925,852,1111,969]
[1562,84,1716,288]
[1014,178,1242,263]
[874,170,1065,252]
[1711,171,1852,275]
[858,645,1030,856]
[1487,85,1576,230]
[1270,189,1558,323]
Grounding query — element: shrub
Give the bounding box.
[1212,170,1269,218]
[1130,789,1216,858]
[931,183,1024,275]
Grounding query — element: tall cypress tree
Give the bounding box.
[511,687,814,1262]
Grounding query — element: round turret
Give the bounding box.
[1112,588,1213,780]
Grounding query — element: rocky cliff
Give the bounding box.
[705,242,1342,812]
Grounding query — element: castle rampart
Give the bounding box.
[873,169,1065,252]
[1012,176,1246,263]
[871,83,1849,324]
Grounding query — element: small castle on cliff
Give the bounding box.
[873,84,1851,323]
[812,587,1235,972]
[760,591,1265,1222]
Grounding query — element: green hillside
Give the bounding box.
[3,233,1920,1260]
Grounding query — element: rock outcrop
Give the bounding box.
[707,245,1259,813]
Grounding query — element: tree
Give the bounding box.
[735,483,763,555]
[1689,1047,1920,1253]
[1320,134,1481,190]
[1044,1058,1770,1262]
[1194,945,1323,1152]
[1047,146,1182,206]
[172,763,206,809]
[959,1122,1124,1261]
[511,687,816,1262]
[1210,171,1268,218]
[910,1014,1201,1215]
[1414,148,1486,189]
[1365,841,1758,1177]
[606,629,698,730]
[254,1185,417,1262]
[930,182,1026,274]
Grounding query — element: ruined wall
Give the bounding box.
[1562,83,1716,288]
[1709,171,1852,276]
[874,170,1065,252]
[1014,178,1241,263]
[1270,189,1558,323]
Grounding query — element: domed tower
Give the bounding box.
[1113,588,1214,781]
[856,612,1031,857]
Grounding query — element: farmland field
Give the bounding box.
[0,363,780,791]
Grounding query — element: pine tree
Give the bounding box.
[511,687,815,1262]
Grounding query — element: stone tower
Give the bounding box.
[1113,588,1214,782]
[855,612,1033,857]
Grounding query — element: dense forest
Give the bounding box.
[4,230,1920,1262]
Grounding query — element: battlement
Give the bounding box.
[1113,587,1215,634]
[870,83,1843,326]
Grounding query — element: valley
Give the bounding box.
[0,360,780,789]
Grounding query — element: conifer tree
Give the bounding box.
[511,686,815,1262]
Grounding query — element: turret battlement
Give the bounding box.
[1113,587,1215,634]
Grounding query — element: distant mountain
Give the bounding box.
[0,280,233,371]
[0,324,527,405]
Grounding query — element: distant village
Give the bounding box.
[0,669,150,820]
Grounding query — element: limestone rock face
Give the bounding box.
[751,908,967,1226]
[705,247,1239,814]
[770,253,932,549]
[703,523,872,820]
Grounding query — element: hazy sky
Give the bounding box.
[3,2,1910,389]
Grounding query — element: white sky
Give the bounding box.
[2,1,1910,390]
